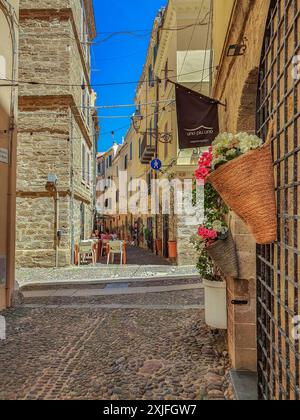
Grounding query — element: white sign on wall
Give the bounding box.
[0,148,8,164]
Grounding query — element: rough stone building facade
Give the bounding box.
[16,0,98,267]
[212,0,299,400]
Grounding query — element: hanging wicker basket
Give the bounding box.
[207,124,277,245]
[206,232,239,278]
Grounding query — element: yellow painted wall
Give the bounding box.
[212,0,235,83]
[0,0,19,309]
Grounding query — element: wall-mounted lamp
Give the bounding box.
[131,109,172,144]
[131,109,143,133]
[227,43,247,57]
[45,174,58,192]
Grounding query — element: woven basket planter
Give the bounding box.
[206,232,239,278]
[206,142,276,244]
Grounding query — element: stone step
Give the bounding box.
[22,283,204,299]
[21,277,202,291]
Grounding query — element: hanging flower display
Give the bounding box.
[206,122,277,245]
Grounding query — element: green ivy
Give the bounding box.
[192,182,228,281]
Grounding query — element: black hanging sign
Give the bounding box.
[174,83,220,149]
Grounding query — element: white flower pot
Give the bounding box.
[203,279,227,330]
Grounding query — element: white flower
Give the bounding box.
[226,149,237,158]
[212,220,223,232]
[213,132,234,146]
[236,133,263,154]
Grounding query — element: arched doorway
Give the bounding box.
[256,0,299,400]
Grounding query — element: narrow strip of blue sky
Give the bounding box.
[91,0,167,152]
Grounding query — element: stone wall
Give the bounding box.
[16,0,95,268]
[16,194,70,267]
[212,0,272,371]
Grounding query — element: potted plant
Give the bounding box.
[205,122,276,244]
[168,240,177,259]
[191,235,227,330]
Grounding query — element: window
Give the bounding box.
[153,41,158,65]
[97,162,101,176]
[149,119,153,147]
[124,155,128,170]
[164,60,169,90]
[130,143,133,160]
[154,106,158,131]
[80,0,90,68]
[108,155,112,167]
[81,143,86,181]
[139,138,141,158]
[81,76,86,121]
[80,202,85,240]
[87,152,91,185]
[147,172,152,195]
[86,93,91,130]
[164,122,168,159]
[148,65,154,87]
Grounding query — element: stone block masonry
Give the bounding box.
[16,0,97,268]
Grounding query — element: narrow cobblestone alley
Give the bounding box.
[0,276,230,400]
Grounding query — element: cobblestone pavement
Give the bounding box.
[0,278,230,400]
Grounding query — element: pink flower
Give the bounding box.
[197,226,218,241]
[195,167,209,180]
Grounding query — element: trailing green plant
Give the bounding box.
[144,228,151,241]
[191,148,229,281]
[190,235,220,282]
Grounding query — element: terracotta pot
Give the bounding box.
[168,241,177,258]
[74,244,79,266]
[156,239,162,255]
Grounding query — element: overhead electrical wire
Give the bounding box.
[19,20,211,46]
[0,65,219,89]
[17,102,175,141]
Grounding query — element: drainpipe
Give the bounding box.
[70,111,75,264]
[1,0,18,307]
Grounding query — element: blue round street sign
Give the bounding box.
[151,159,162,171]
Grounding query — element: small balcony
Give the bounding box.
[140,132,155,164]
